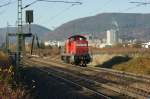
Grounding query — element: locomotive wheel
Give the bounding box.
[75,63,79,66]
[84,64,87,67]
[63,56,67,63]
[66,56,69,63]
[81,64,87,67]
[80,61,86,67]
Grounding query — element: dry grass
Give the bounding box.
[0,67,26,99]
[113,57,150,75]
[31,47,60,57]
[91,47,150,55]
[89,48,150,75]
[91,53,150,75]
[0,51,31,99]
[89,54,117,66]
[0,51,9,61]
[0,51,12,70]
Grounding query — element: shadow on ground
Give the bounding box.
[19,65,134,99]
[96,55,131,68]
[20,67,101,99]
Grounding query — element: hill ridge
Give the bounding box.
[51,13,150,41]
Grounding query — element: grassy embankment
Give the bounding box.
[113,57,150,74]
[90,48,150,75]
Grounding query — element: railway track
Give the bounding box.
[47,56,150,81]
[43,56,150,83]
[23,60,113,99]
[22,56,149,99]
[23,56,150,99]
[33,56,150,83]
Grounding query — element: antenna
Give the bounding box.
[112,18,119,31]
[111,18,119,43]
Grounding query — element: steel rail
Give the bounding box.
[23,58,150,98]
[41,56,150,83]
[23,60,112,99]
[90,67,150,82]
[44,58,150,97]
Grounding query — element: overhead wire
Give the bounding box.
[120,1,150,12]
[24,0,82,5]
[22,0,38,9]
[20,0,82,26]
[35,0,82,29]
[37,0,82,5]
[121,4,143,12]
[22,0,82,9]
[129,1,150,5]
[90,0,113,15]
[0,0,17,16]
[0,0,12,8]
[47,0,113,30]
[47,4,77,23]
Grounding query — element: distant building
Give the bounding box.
[95,43,108,48]
[106,29,119,45]
[102,38,106,43]
[142,42,150,48]
[80,33,94,42]
[44,40,64,47]
[118,38,123,44]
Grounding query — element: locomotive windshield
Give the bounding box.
[69,35,86,41]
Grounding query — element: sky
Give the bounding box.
[0,0,150,30]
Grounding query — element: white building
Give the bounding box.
[44,40,64,47]
[106,29,119,45]
[142,42,150,48]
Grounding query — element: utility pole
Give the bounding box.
[6,22,9,51]
[16,0,23,67]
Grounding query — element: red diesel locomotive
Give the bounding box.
[61,35,91,66]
